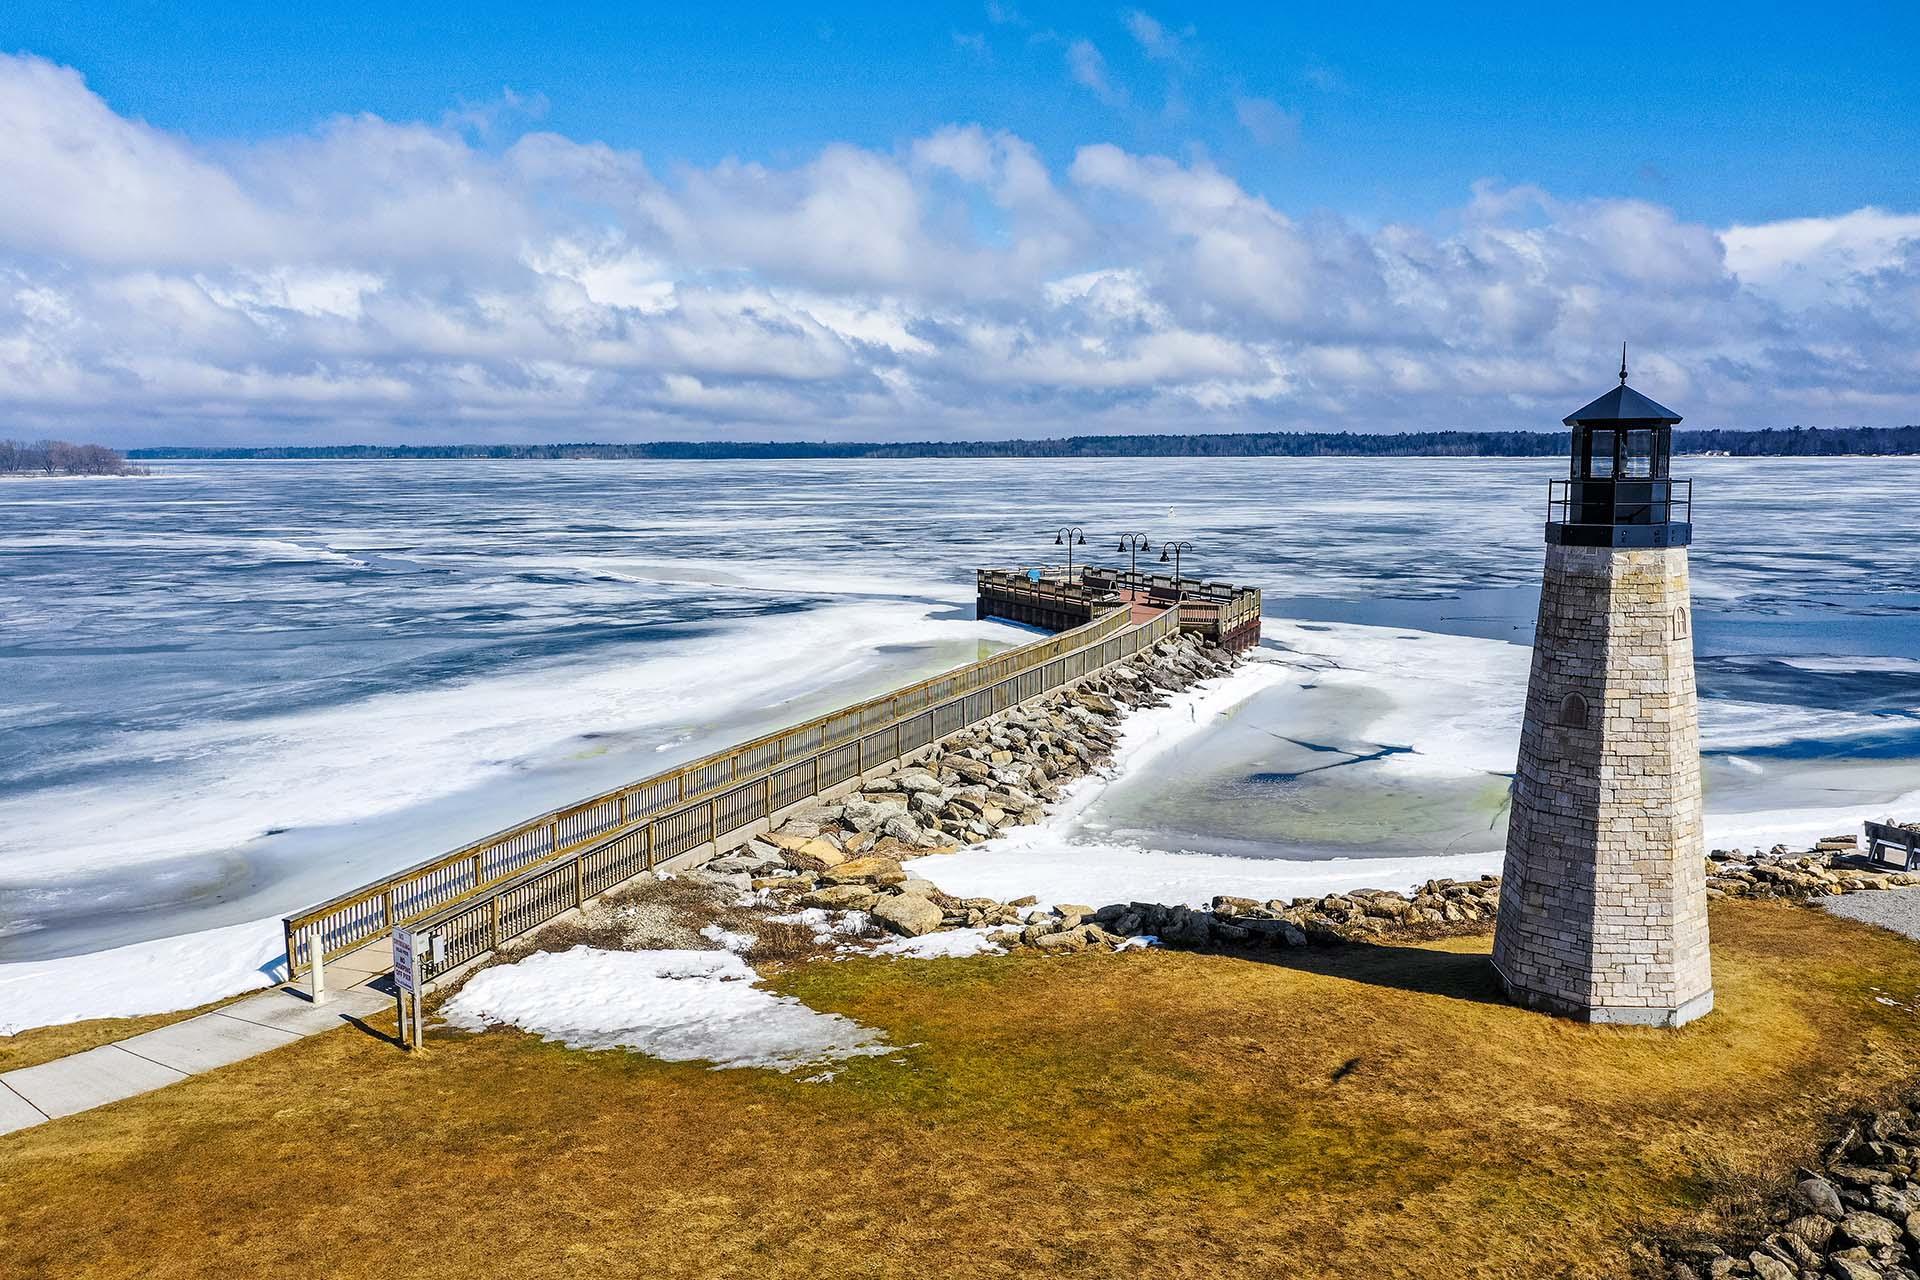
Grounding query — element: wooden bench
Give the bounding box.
[1864,821,1920,871]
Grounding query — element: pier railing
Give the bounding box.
[387,603,1178,987]
[283,602,1161,977]
[983,566,1262,652]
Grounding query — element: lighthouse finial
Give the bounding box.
[1619,342,1629,385]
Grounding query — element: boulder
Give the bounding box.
[880,814,927,846]
[872,893,943,937]
[1785,1215,1837,1249]
[798,885,881,910]
[1796,1176,1847,1220]
[821,856,906,886]
[838,799,903,833]
[765,833,847,872]
[945,756,992,784]
[1744,1253,1793,1280]
[1826,1248,1881,1280]
[1838,1211,1901,1249]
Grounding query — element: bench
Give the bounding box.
[1864,821,1920,871]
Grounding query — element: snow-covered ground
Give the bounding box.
[906,636,1514,909]
[440,945,894,1073]
[907,619,1920,912]
[0,915,284,1037]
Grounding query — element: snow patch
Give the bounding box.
[698,924,756,953]
[0,916,284,1036]
[865,927,1010,959]
[440,945,892,1073]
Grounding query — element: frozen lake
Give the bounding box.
[3,456,1917,1029]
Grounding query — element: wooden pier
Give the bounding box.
[274,559,1263,1000]
[976,565,1262,652]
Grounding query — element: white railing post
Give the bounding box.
[307,926,329,1006]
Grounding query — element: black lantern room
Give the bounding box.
[1545,348,1691,548]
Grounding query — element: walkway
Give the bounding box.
[1820,887,1920,941]
[0,970,392,1137]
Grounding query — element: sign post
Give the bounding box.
[391,926,422,1052]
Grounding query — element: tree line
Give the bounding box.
[1,439,144,475]
[127,424,1920,462]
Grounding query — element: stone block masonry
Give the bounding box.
[1491,543,1714,1027]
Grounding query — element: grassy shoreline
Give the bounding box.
[3,900,1918,1279]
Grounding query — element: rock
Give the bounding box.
[1827,1248,1881,1280]
[1007,895,1038,908]
[1832,1164,1898,1188]
[797,885,880,910]
[767,834,847,873]
[706,849,784,876]
[1747,1253,1794,1280]
[1054,903,1094,927]
[1839,1211,1901,1249]
[838,798,904,833]
[1786,1216,1837,1249]
[945,756,992,784]
[1032,930,1084,952]
[820,856,906,886]
[880,814,926,846]
[872,893,943,937]
[1798,1176,1848,1220]
[1870,1185,1920,1219]
[895,876,938,898]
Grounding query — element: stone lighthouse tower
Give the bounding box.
[1491,351,1713,1027]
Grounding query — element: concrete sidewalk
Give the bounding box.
[1,980,392,1136]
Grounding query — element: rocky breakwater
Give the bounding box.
[1657,1096,1920,1280]
[704,632,1245,939]
[1707,839,1920,901]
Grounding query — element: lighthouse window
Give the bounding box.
[1588,429,1615,478]
[1556,693,1589,727]
[1624,430,1654,478]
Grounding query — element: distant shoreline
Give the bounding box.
[125,425,1920,462]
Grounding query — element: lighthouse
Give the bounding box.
[1490,351,1714,1027]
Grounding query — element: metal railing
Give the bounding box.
[395,604,1181,987]
[282,602,1148,976]
[1547,478,1693,528]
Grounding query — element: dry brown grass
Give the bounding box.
[745,918,828,965]
[3,900,1919,1280]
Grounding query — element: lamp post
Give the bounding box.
[1054,526,1086,580]
[1159,540,1194,594]
[1116,532,1151,582]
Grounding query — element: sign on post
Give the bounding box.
[390,925,427,1051]
[391,925,419,995]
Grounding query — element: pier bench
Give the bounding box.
[1864,820,1920,871]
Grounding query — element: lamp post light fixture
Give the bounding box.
[1054,526,1087,580]
[1159,540,1194,591]
[1116,532,1152,581]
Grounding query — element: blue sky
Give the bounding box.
[1,3,1916,442]
[18,1,1917,225]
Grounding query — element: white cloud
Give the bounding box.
[1234,95,1300,148]
[1066,39,1124,106]
[0,52,1914,443]
[1122,10,1188,61]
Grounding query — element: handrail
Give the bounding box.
[1547,477,1693,527]
[396,604,1181,987]
[282,603,1139,974]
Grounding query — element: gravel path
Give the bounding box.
[1819,888,1920,941]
